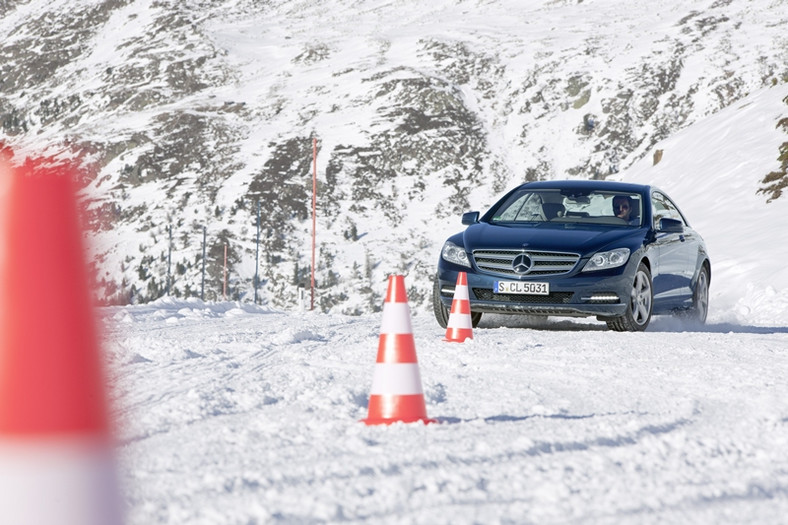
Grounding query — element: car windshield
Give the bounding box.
[489,188,643,227]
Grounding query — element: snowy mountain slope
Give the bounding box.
[623,85,788,325]
[1,0,787,314]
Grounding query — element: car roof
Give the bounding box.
[519,179,652,194]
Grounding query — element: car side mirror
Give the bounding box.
[462,211,480,225]
[659,218,684,233]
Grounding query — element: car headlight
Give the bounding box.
[582,248,630,272]
[441,241,471,268]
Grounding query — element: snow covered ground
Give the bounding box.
[104,85,788,524]
[108,301,788,524]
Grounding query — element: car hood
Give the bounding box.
[461,222,644,256]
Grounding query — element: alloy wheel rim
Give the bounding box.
[630,270,652,325]
[697,271,709,320]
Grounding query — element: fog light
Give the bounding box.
[582,293,620,303]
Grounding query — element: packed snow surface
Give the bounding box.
[108,300,788,524]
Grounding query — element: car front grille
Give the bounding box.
[472,249,580,277]
[473,289,574,304]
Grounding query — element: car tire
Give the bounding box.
[686,264,710,323]
[606,262,653,332]
[432,274,482,329]
[432,276,450,328]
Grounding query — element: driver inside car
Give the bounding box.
[612,195,638,225]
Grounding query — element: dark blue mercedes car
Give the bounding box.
[433,180,710,331]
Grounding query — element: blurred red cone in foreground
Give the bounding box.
[0,159,123,525]
[362,275,435,425]
[443,272,473,342]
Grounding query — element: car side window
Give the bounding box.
[651,191,685,229]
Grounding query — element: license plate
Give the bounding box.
[495,281,550,295]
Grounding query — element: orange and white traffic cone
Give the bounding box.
[362,275,435,425]
[0,159,123,525]
[443,272,474,342]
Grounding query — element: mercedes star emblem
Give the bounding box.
[512,253,532,275]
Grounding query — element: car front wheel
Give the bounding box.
[686,264,710,323]
[606,262,653,332]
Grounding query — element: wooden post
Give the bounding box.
[254,200,260,304]
[311,137,317,311]
[201,226,206,301]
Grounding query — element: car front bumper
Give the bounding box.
[436,263,637,319]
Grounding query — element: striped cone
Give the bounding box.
[362,275,435,425]
[443,272,474,342]
[0,159,123,525]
